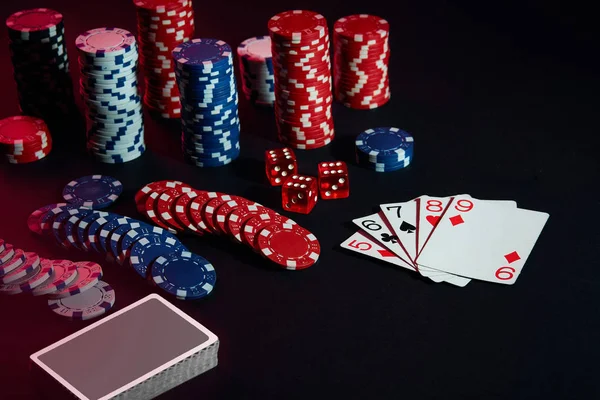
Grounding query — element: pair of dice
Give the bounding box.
[265,148,350,214]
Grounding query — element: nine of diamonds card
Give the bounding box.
[341,195,549,286]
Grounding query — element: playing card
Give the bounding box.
[340,230,416,272]
[351,213,417,271]
[352,213,471,286]
[415,195,455,258]
[379,199,419,264]
[417,196,549,284]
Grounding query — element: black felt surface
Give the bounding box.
[0,1,598,399]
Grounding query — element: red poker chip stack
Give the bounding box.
[133,0,195,118]
[333,14,391,110]
[0,116,52,164]
[268,10,335,150]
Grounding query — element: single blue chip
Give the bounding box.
[76,211,111,252]
[39,204,84,235]
[119,225,176,264]
[86,213,120,253]
[98,216,134,254]
[64,208,95,250]
[51,210,79,249]
[62,175,123,209]
[151,251,216,300]
[129,234,187,278]
[173,38,232,69]
[108,219,152,265]
[355,127,414,160]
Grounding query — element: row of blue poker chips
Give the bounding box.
[43,205,216,299]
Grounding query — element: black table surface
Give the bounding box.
[1,1,599,399]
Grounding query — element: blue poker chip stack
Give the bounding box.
[237,36,275,106]
[76,27,145,164]
[173,38,241,168]
[6,9,76,127]
[355,127,414,172]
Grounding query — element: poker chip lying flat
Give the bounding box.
[135,180,191,213]
[333,14,391,109]
[129,234,187,278]
[76,27,145,163]
[355,127,414,172]
[0,265,41,295]
[0,116,53,163]
[0,245,20,276]
[32,259,78,296]
[48,280,115,320]
[151,251,216,300]
[268,10,335,149]
[62,175,123,209]
[47,261,103,299]
[19,257,53,292]
[0,250,35,284]
[6,8,76,127]
[172,38,241,167]
[256,223,321,270]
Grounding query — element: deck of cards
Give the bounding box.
[341,195,549,286]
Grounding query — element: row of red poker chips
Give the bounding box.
[268,10,335,150]
[0,116,52,164]
[333,15,391,110]
[136,180,321,270]
[134,0,195,118]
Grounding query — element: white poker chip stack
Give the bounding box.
[76,27,145,164]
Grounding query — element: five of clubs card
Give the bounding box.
[341,195,549,287]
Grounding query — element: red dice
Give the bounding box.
[265,148,297,186]
[282,174,318,214]
[318,161,349,199]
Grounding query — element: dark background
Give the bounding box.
[1,0,599,399]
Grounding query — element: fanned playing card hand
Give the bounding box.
[342,194,548,286]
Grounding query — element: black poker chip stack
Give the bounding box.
[6,8,76,128]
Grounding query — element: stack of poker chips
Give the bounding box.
[354,127,413,172]
[237,36,275,106]
[6,8,75,127]
[134,0,195,119]
[0,116,52,164]
[173,39,241,168]
[76,27,145,164]
[333,15,391,109]
[268,10,335,150]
